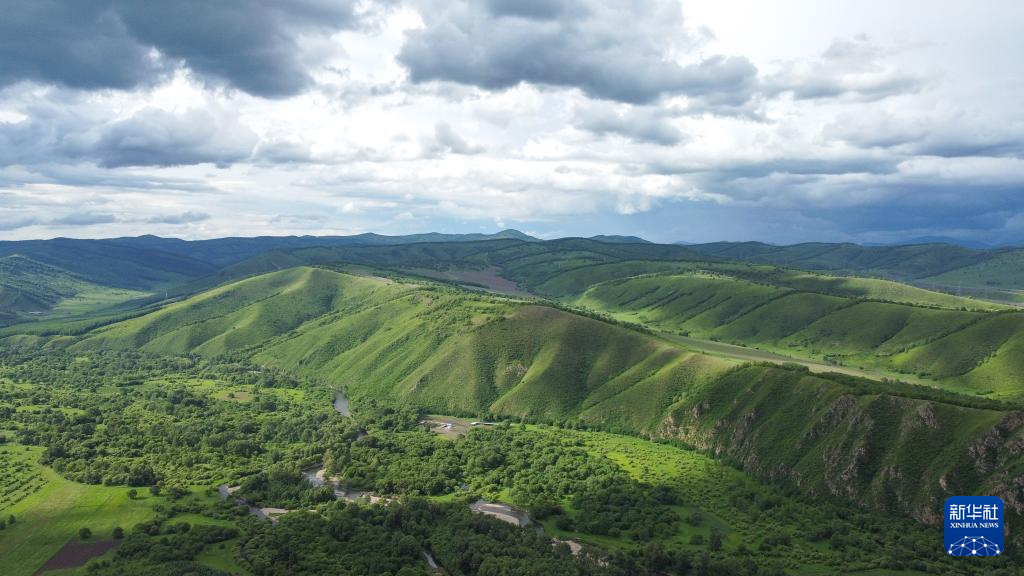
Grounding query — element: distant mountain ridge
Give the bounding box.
[588,234,652,244]
[3,232,1024,327]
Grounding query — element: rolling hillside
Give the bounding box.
[20,265,1020,534]
[0,238,217,290]
[0,255,150,325]
[685,241,1024,291]
[569,271,1024,400]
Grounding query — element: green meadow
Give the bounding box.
[0,446,161,576]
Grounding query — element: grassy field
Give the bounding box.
[571,271,1024,401]
[0,445,162,576]
[920,249,1024,289]
[46,286,151,319]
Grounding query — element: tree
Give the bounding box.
[79,527,92,539]
[8,515,14,525]
[112,526,124,539]
[709,528,723,551]
[128,488,138,499]
[149,485,161,496]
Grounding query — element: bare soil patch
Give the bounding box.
[34,539,120,574]
[421,415,494,439]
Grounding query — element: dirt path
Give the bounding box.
[658,332,902,381]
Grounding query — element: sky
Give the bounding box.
[0,0,1022,245]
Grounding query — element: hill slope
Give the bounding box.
[0,255,150,325]
[569,271,1024,400]
[33,266,1022,533]
[685,241,1024,291]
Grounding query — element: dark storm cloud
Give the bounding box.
[0,2,164,91]
[823,112,1024,159]
[801,185,1023,238]
[0,0,363,98]
[399,0,759,105]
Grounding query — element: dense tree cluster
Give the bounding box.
[0,350,347,487]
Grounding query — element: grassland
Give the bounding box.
[0,445,162,576]
[918,249,1024,289]
[565,270,1024,401]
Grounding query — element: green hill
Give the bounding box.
[685,241,984,279]
[569,271,1024,400]
[69,267,731,429]
[31,265,1020,534]
[661,365,1023,528]
[0,255,150,325]
[0,238,217,290]
[920,249,1024,289]
[685,241,1024,292]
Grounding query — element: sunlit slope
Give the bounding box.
[258,297,734,429]
[572,272,1024,400]
[49,266,1024,529]
[534,259,1006,310]
[69,267,738,426]
[72,267,405,355]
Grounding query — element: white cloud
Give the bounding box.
[0,0,1022,244]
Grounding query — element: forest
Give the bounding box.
[1,349,1018,575]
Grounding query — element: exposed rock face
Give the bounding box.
[655,366,1024,546]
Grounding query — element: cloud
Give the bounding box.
[144,211,210,225]
[429,122,484,155]
[0,215,42,231]
[51,212,118,226]
[91,108,258,168]
[0,91,258,169]
[398,0,758,104]
[765,36,923,101]
[824,109,1024,159]
[252,139,315,164]
[0,0,369,98]
[574,103,686,145]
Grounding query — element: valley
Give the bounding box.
[0,235,1022,575]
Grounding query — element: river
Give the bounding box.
[333,389,351,416]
